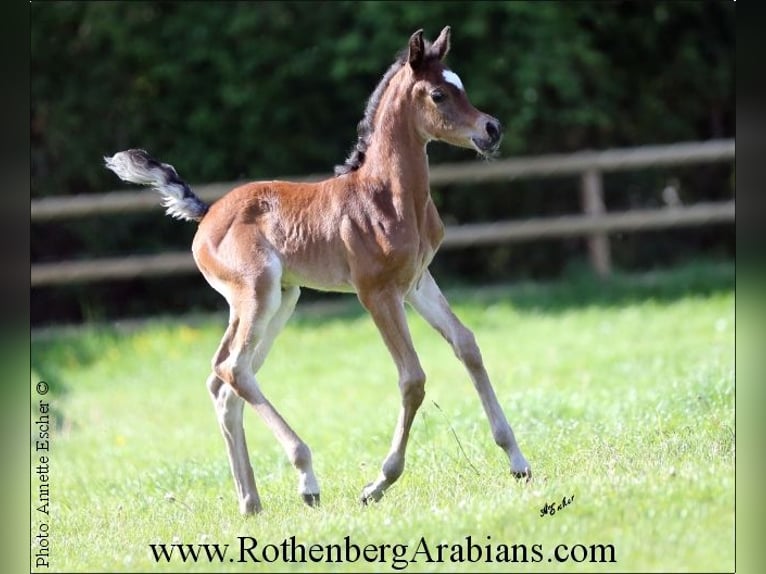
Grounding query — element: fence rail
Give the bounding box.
[31,140,735,285]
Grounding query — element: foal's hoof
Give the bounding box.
[302,493,321,508]
[512,467,533,483]
[359,483,384,506]
[240,498,262,516]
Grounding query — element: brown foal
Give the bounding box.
[105,26,530,515]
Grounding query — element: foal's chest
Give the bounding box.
[416,197,445,268]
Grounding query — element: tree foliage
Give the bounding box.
[31,1,735,323]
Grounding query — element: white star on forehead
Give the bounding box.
[442,69,464,91]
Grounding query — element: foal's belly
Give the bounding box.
[279,249,356,294]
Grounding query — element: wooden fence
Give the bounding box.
[31,140,735,286]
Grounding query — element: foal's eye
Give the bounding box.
[430,89,446,103]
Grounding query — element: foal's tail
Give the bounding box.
[104,149,209,222]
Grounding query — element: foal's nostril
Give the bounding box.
[485,120,502,142]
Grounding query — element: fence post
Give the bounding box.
[581,168,611,277]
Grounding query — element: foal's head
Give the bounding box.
[404,26,503,157]
[336,27,503,176]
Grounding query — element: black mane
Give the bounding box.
[334,53,407,176]
[334,40,442,176]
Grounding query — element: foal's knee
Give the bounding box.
[213,358,252,398]
[212,358,232,387]
[454,328,483,369]
[399,368,426,408]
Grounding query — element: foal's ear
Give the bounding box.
[408,29,425,69]
[432,26,451,61]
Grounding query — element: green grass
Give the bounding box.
[30,262,734,572]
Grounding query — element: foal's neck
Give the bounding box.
[360,85,431,210]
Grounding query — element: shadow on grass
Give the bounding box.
[31,259,734,386]
[447,258,734,315]
[289,258,734,327]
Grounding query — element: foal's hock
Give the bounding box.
[105,26,530,515]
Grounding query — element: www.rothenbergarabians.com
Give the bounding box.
[149,534,616,570]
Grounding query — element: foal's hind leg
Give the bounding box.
[207,308,261,513]
[207,371,261,514]
[251,285,320,505]
[407,271,531,478]
[207,286,308,514]
[213,271,319,513]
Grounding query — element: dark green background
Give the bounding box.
[31,1,735,324]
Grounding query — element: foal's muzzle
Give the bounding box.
[472,117,503,154]
[485,118,502,145]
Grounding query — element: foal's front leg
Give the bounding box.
[407,271,531,478]
[357,289,427,503]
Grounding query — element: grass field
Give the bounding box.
[30,262,734,572]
